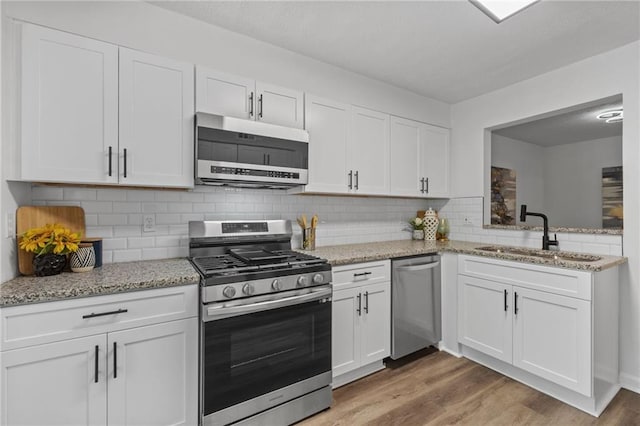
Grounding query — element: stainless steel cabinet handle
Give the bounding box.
[356,293,362,316]
[420,177,425,193]
[123,148,128,178]
[113,342,118,379]
[514,292,519,315]
[396,262,440,272]
[108,146,113,177]
[425,177,429,194]
[364,291,369,314]
[83,308,128,319]
[267,154,270,165]
[258,94,263,118]
[263,153,267,165]
[353,271,372,277]
[354,171,359,190]
[249,92,254,117]
[348,170,353,189]
[94,345,99,383]
[504,289,508,312]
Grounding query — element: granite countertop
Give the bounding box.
[0,258,200,307]
[305,239,627,272]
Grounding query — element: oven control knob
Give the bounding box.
[271,279,281,291]
[297,276,309,287]
[223,286,236,299]
[313,273,324,284]
[242,283,255,296]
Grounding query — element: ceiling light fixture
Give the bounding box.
[470,0,540,23]
[596,108,623,120]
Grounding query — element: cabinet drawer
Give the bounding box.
[458,255,592,300]
[0,285,197,351]
[333,260,390,291]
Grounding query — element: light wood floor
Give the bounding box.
[299,349,640,425]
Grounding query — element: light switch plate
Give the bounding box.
[5,213,15,239]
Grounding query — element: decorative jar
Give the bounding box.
[423,209,439,241]
[70,243,96,273]
[437,218,450,241]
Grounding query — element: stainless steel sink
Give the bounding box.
[475,246,602,262]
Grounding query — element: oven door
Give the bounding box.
[201,286,332,425]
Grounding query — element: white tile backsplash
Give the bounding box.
[32,186,621,264]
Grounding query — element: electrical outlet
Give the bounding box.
[5,213,15,239]
[143,215,156,233]
[463,217,473,226]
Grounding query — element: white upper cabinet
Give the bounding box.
[119,48,194,188]
[304,95,350,193]
[20,23,119,184]
[18,23,194,188]
[195,68,254,120]
[421,124,450,197]
[389,116,422,197]
[350,106,390,195]
[196,66,304,128]
[389,116,450,197]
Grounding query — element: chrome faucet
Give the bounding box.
[519,204,558,250]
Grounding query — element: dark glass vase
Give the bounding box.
[33,254,67,277]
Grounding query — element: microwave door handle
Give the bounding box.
[204,287,332,321]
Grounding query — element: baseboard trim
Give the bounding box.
[619,372,640,394]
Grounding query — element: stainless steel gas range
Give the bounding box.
[188,220,332,426]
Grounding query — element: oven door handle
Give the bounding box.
[204,287,332,321]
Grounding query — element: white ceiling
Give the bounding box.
[151,1,640,103]
[492,95,623,147]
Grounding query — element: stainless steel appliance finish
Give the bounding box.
[189,220,332,426]
[391,255,441,360]
[195,113,309,188]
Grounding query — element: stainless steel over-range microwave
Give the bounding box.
[195,112,309,189]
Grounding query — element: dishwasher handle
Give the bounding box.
[395,261,440,272]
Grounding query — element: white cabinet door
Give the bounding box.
[107,318,198,426]
[332,287,361,377]
[256,82,304,129]
[389,116,422,197]
[304,95,350,193]
[119,48,194,188]
[350,106,390,195]
[513,287,591,396]
[421,125,450,197]
[1,335,107,426]
[360,282,391,365]
[195,67,255,119]
[20,23,118,184]
[458,275,513,363]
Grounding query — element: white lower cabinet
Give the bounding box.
[0,285,198,426]
[457,255,619,416]
[332,261,390,387]
[1,335,107,426]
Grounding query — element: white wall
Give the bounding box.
[0,1,451,280]
[451,41,640,393]
[491,134,545,219]
[545,136,622,228]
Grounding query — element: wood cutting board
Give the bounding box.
[16,206,86,275]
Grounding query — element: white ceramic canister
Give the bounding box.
[423,208,439,241]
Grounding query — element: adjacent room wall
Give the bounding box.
[451,41,640,393]
[490,134,622,229]
[491,134,545,220]
[544,136,622,229]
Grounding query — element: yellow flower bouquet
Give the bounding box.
[19,224,81,276]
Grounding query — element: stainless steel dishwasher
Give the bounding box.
[390,255,441,360]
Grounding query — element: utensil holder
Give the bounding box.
[302,228,316,250]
